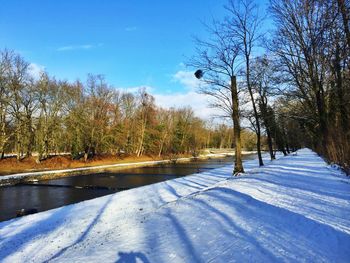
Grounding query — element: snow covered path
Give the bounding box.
[0,149,349,262]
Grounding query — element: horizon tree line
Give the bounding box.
[0,49,260,163]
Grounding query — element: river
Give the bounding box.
[0,154,256,222]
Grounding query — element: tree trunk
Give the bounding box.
[231,76,244,174]
[266,128,275,160]
[334,42,348,131]
[337,0,350,50]
[158,132,168,157]
[137,121,146,157]
[256,127,263,164]
[315,87,328,155]
[246,59,264,166]
[16,125,21,161]
[259,101,275,160]
[25,115,34,157]
[0,112,8,160]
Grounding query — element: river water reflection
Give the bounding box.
[0,155,256,222]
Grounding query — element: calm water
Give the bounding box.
[0,155,256,222]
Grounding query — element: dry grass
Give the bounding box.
[0,153,192,176]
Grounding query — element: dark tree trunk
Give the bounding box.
[334,42,348,131]
[231,76,244,174]
[245,59,264,166]
[266,128,275,160]
[259,102,275,160]
[337,0,350,50]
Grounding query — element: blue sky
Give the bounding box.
[0,0,271,118]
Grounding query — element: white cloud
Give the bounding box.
[172,70,201,90]
[57,44,94,51]
[117,84,222,120]
[119,85,154,94]
[154,91,223,120]
[28,63,45,80]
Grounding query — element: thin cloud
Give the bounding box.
[172,70,201,90]
[56,44,94,51]
[28,63,45,79]
[120,85,154,94]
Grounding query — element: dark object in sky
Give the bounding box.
[194,69,204,79]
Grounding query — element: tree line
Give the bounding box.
[0,49,259,162]
[190,0,349,174]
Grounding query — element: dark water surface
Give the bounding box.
[0,155,256,222]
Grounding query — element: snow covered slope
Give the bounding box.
[0,149,349,262]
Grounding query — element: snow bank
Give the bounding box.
[0,149,349,262]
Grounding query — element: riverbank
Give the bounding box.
[0,148,349,262]
[0,151,255,186]
[0,154,190,176]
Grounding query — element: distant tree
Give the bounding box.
[5,52,34,160]
[36,74,66,161]
[135,89,156,157]
[120,92,137,154]
[156,108,174,156]
[250,56,277,160]
[0,48,250,163]
[0,50,13,159]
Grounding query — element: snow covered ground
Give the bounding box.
[0,149,349,262]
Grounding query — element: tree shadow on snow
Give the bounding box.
[149,185,350,261]
[0,204,75,260]
[199,187,350,261]
[44,195,113,261]
[115,251,150,263]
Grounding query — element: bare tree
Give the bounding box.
[250,56,277,160]
[0,50,13,159]
[225,0,265,166]
[135,89,155,157]
[0,48,262,166]
[269,0,334,151]
[36,73,66,160]
[188,19,244,174]
[157,108,174,157]
[6,52,33,160]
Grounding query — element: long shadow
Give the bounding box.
[0,204,74,260]
[115,251,150,263]
[251,170,350,200]
[238,176,350,230]
[187,196,280,262]
[180,177,213,188]
[44,195,113,262]
[164,210,202,262]
[203,187,350,260]
[162,181,182,198]
[264,164,350,185]
[168,179,202,191]
[264,165,334,179]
